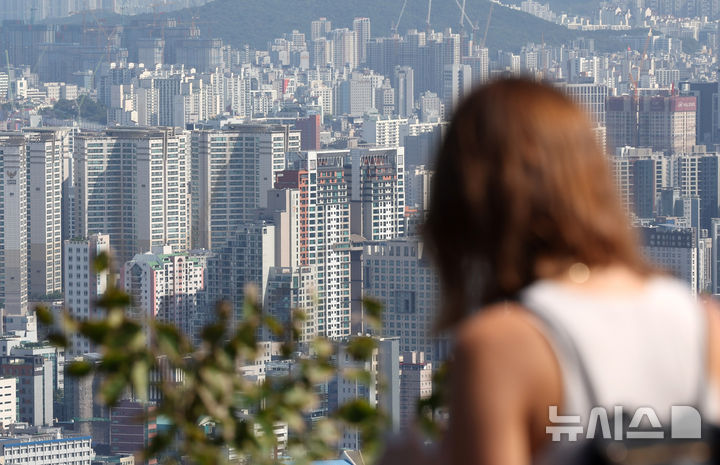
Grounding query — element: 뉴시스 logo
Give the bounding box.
[547,406,702,441]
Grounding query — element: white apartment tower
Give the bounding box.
[63,234,110,357]
[362,115,408,148]
[74,127,191,264]
[352,18,371,65]
[24,129,68,299]
[330,28,357,70]
[302,151,352,339]
[351,147,406,241]
[0,133,28,315]
[311,17,332,41]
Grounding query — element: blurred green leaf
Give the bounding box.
[131,359,150,402]
[363,297,383,329]
[93,252,110,273]
[66,360,93,377]
[336,399,378,425]
[47,332,68,348]
[35,305,54,326]
[101,374,129,406]
[346,336,377,361]
[96,287,131,309]
[78,321,110,344]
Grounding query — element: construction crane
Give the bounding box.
[426,0,432,33]
[625,28,652,147]
[637,28,652,84]
[453,0,487,50]
[460,0,467,29]
[481,1,494,49]
[628,69,640,147]
[391,0,409,36]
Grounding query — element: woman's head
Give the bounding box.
[425,78,648,329]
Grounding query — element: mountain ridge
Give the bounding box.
[48,0,640,52]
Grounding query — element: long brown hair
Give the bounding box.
[425,78,649,329]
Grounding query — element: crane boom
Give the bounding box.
[426,0,432,31]
[481,1,494,49]
[392,0,409,35]
[454,0,475,29]
[638,28,652,82]
[460,0,467,28]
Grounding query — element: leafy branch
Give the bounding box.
[36,253,422,464]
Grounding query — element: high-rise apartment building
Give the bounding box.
[191,124,300,250]
[214,221,276,318]
[640,225,707,295]
[123,249,209,340]
[362,115,408,147]
[270,147,406,339]
[351,147,406,241]
[74,127,191,264]
[442,64,472,114]
[393,66,415,118]
[330,28,357,70]
[310,38,334,69]
[399,351,432,432]
[362,238,448,362]
[24,128,68,300]
[301,150,353,339]
[63,234,110,357]
[0,133,28,315]
[462,48,489,86]
[560,83,609,126]
[612,147,670,219]
[672,150,720,231]
[311,18,332,41]
[352,18,371,65]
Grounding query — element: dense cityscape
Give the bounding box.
[0,0,719,463]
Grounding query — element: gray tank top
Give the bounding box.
[520,275,716,424]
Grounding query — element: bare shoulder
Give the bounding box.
[449,301,563,455]
[702,296,720,385]
[453,301,562,403]
[455,301,554,360]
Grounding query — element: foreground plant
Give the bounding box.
[37,253,394,465]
